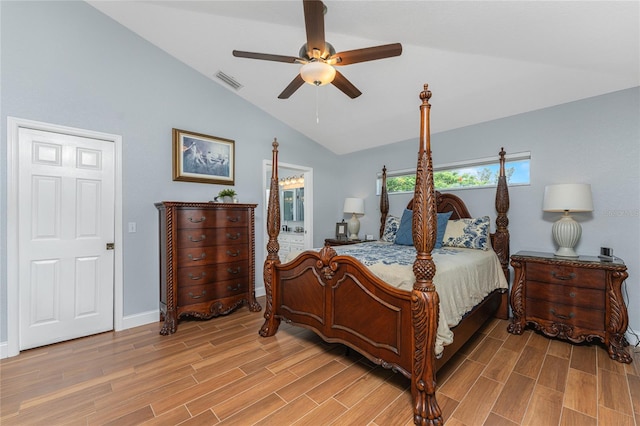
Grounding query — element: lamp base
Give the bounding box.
[552,214,581,258]
[347,213,360,241]
[554,247,579,258]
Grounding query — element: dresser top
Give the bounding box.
[512,250,626,268]
[155,201,257,209]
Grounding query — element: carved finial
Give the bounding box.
[420,84,432,105]
[499,147,505,160]
[272,138,279,149]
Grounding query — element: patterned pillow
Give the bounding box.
[442,216,491,250]
[394,209,454,247]
[381,215,400,242]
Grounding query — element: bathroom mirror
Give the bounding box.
[282,187,304,222]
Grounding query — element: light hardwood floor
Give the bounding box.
[2,296,639,425]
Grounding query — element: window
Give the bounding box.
[377,152,530,194]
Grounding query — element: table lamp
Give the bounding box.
[343,198,364,240]
[542,183,593,258]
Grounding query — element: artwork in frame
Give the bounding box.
[335,222,348,242]
[172,128,235,185]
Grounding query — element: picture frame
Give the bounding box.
[172,128,235,185]
[335,222,348,241]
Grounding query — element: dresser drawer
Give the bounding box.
[526,299,605,331]
[526,263,605,289]
[177,209,248,229]
[177,244,249,266]
[525,281,604,309]
[178,279,248,306]
[177,227,249,248]
[177,261,249,284]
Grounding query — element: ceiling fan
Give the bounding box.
[232,0,402,99]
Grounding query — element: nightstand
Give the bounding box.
[508,251,631,363]
[324,238,362,246]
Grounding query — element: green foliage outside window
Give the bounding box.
[386,166,518,193]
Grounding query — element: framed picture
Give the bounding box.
[335,222,348,241]
[172,128,235,185]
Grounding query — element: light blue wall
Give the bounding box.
[342,87,640,340]
[2,1,638,348]
[0,1,343,342]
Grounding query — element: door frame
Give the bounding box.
[262,159,314,250]
[6,117,123,358]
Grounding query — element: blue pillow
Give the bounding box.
[393,209,414,245]
[394,209,453,248]
[435,211,453,248]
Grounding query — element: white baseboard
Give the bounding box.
[0,341,8,359]
[119,309,160,331]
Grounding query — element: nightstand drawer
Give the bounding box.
[526,263,605,289]
[526,300,604,331]
[525,281,604,309]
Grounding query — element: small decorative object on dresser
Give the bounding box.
[508,251,631,363]
[335,221,348,242]
[155,201,261,335]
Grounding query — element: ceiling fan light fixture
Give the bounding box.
[300,61,336,86]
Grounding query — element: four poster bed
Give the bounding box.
[260,85,510,425]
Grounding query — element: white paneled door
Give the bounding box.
[17,128,115,350]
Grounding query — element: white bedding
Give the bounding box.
[285,241,508,355]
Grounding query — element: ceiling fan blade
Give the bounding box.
[233,50,302,64]
[278,74,305,99]
[331,70,362,99]
[303,0,326,58]
[331,43,403,66]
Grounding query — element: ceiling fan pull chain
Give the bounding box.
[316,85,320,124]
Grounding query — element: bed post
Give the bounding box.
[411,84,442,425]
[494,148,510,282]
[259,138,282,337]
[379,166,389,239]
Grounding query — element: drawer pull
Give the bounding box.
[226,215,241,223]
[227,267,241,274]
[188,216,206,223]
[569,292,576,298]
[227,283,241,292]
[188,272,206,280]
[551,271,576,281]
[188,290,206,299]
[550,308,575,320]
[226,249,241,257]
[226,232,241,240]
[187,253,206,261]
[188,234,206,242]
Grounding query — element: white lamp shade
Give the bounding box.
[343,198,364,215]
[300,62,336,86]
[543,184,593,212]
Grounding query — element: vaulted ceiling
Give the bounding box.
[88,1,639,154]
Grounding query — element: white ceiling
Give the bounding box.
[88,1,639,155]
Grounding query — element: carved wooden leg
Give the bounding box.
[259,259,281,337]
[412,289,443,425]
[160,310,176,335]
[606,270,632,363]
[248,291,262,312]
[507,259,525,335]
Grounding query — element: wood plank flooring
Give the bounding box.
[2,296,639,425]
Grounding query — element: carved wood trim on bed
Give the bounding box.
[260,86,510,425]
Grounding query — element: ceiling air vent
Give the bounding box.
[215,71,243,90]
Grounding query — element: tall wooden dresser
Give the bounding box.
[155,201,261,335]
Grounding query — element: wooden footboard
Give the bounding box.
[266,246,415,376]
